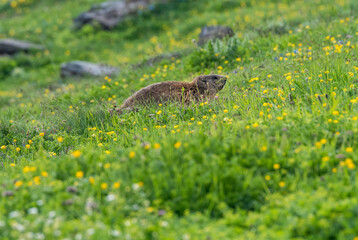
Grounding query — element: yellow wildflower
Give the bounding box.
[14,180,23,188]
[89,177,95,185]
[146,207,154,213]
[72,150,81,158]
[174,142,182,148]
[33,176,41,185]
[346,147,353,153]
[113,182,121,189]
[76,171,84,178]
[129,151,136,158]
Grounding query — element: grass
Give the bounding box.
[1,0,358,239]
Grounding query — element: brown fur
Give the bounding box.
[115,74,227,113]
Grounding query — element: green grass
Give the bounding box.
[1,0,358,239]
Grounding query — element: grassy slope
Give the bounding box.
[1,0,358,239]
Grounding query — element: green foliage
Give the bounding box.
[0,57,17,79]
[185,37,247,72]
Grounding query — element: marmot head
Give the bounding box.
[193,74,227,95]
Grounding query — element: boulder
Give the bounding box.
[74,0,156,30]
[198,26,234,45]
[60,61,119,78]
[0,39,44,55]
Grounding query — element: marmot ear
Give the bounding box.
[196,77,207,89]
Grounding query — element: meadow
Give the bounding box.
[1,0,358,239]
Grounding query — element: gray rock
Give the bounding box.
[74,0,157,30]
[66,186,78,193]
[2,191,14,197]
[198,26,234,45]
[60,61,119,78]
[0,39,44,55]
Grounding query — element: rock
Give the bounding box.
[60,61,119,78]
[198,26,234,45]
[66,186,78,193]
[335,154,346,159]
[0,39,44,55]
[2,191,14,197]
[74,0,159,30]
[62,199,74,206]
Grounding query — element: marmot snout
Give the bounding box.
[116,74,227,113]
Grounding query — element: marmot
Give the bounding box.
[115,74,227,113]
